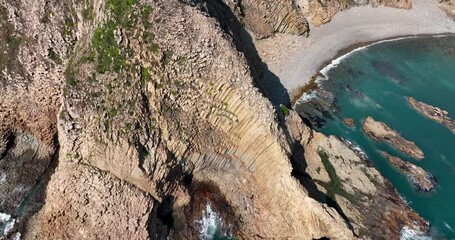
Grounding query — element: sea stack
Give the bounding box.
[380,151,437,192]
[408,96,455,135]
[362,117,424,160]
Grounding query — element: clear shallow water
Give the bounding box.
[296,35,455,239]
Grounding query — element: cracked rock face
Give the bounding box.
[439,0,455,16]
[0,0,431,239]
[296,0,411,26]
[285,112,429,239]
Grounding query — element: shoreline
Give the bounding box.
[261,0,455,102]
[317,32,455,78]
[290,33,455,105]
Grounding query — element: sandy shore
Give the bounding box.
[259,0,455,97]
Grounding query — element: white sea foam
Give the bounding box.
[12,232,21,240]
[0,212,16,237]
[317,35,444,79]
[196,204,231,240]
[295,90,318,106]
[341,138,369,161]
[400,226,432,240]
[444,222,454,232]
[399,195,412,205]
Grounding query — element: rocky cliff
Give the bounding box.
[0,0,430,239]
[440,0,455,16]
[297,0,412,26]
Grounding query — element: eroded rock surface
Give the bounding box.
[439,0,455,16]
[0,0,431,239]
[296,0,412,26]
[408,96,455,135]
[362,116,424,160]
[286,112,429,239]
[380,151,437,192]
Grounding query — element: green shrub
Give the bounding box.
[279,104,290,117]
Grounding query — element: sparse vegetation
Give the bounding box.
[82,4,94,20]
[41,9,52,23]
[162,50,173,65]
[141,5,152,28]
[140,67,152,86]
[65,67,79,87]
[318,149,356,203]
[92,21,127,73]
[279,104,290,117]
[149,43,159,53]
[62,16,75,37]
[6,36,21,49]
[48,48,62,64]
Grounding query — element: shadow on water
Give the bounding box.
[192,0,291,107]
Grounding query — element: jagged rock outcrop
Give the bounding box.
[286,111,429,239]
[296,0,412,26]
[408,96,455,135]
[0,0,430,239]
[0,0,67,237]
[439,0,455,16]
[362,116,424,160]
[53,0,355,238]
[380,151,437,192]
[222,0,309,39]
[24,162,161,239]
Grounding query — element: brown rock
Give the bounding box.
[343,118,355,128]
[408,96,455,135]
[298,0,412,27]
[362,116,424,160]
[380,151,437,192]
[300,130,429,239]
[439,0,455,17]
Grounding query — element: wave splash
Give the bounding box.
[196,204,233,240]
[0,212,16,237]
[400,226,432,240]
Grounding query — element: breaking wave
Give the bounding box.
[196,204,232,240]
[400,226,431,240]
[0,212,16,237]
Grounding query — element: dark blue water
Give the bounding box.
[297,35,455,239]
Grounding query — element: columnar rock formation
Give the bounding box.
[0,0,437,239]
[296,0,412,26]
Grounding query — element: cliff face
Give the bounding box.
[439,0,455,17]
[0,0,429,239]
[297,0,412,26]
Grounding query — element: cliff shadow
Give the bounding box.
[290,142,356,234]
[198,0,291,107]
[0,130,60,238]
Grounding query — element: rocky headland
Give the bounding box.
[362,116,425,160]
[0,0,452,239]
[408,96,455,135]
[287,111,429,239]
[380,151,437,192]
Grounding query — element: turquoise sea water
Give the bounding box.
[296,35,455,239]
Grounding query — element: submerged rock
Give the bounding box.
[362,116,425,160]
[380,151,437,192]
[343,118,355,128]
[408,97,455,135]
